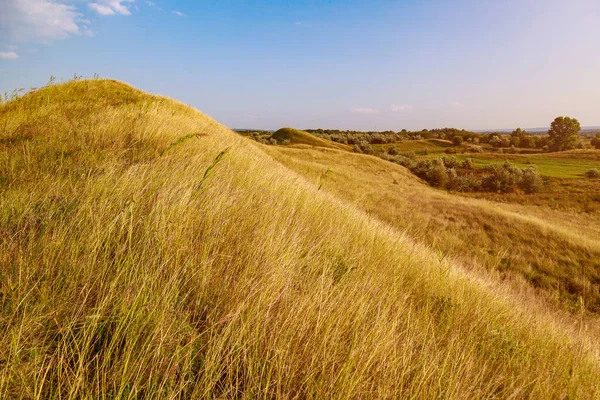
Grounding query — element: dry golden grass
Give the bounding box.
[265,146,600,314]
[1,79,600,398]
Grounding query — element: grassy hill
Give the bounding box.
[265,145,600,313]
[272,127,351,150]
[1,79,600,398]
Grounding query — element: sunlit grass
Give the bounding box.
[1,79,599,398]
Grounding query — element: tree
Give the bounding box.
[511,128,527,138]
[510,127,527,147]
[452,136,464,145]
[547,116,580,151]
[520,135,535,148]
[591,133,600,149]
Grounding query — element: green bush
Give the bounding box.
[393,156,415,169]
[519,167,543,193]
[359,141,374,155]
[461,158,474,169]
[480,162,523,193]
[412,159,448,188]
[442,156,460,169]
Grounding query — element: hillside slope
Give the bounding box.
[1,80,599,398]
[265,146,600,314]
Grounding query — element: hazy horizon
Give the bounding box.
[1,0,599,131]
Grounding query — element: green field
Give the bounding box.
[449,153,600,179]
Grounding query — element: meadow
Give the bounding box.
[2,79,600,398]
[449,151,600,179]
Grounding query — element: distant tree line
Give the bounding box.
[306,118,588,152]
[236,117,591,153]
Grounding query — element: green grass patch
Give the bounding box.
[450,153,600,179]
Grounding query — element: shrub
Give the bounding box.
[519,167,543,193]
[399,151,416,159]
[412,159,448,188]
[586,169,600,179]
[359,141,374,155]
[352,144,362,153]
[467,145,483,153]
[446,168,459,191]
[461,158,474,169]
[452,136,464,145]
[387,146,398,155]
[454,173,481,192]
[393,155,414,169]
[480,162,523,193]
[442,156,460,169]
[427,160,449,188]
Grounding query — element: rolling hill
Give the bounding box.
[271,127,351,150]
[1,79,599,398]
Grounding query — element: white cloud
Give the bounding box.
[391,104,413,112]
[0,51,20,60]
[89,0,135,16]
[172,10,185,17]
[352,107,379,114]
[88,3,115,15]
[451,101,465,108]
[0,0,89,42]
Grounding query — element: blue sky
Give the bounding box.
[1,0,599,131]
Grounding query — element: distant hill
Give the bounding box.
[272,127,351,150]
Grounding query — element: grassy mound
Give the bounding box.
[1,79,599,398]
[272,127,350,150]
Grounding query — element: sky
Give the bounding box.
[1,0,599,131]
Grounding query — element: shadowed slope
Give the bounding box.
[1,80,599,398]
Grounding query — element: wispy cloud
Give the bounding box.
[0,51,20,60]
[0,0,89,42]
[391,104,413,112]
[352,107,379,114]
[294,21,311,27]
[172,10,185,17]
[145,1,163,11]
[89,0,135,16]
[451,101,465,108]
[88,3,115,15]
